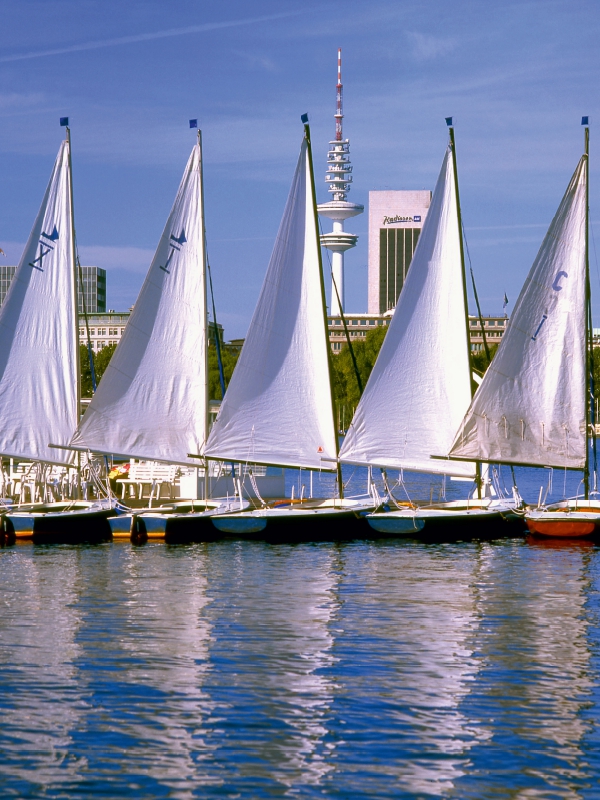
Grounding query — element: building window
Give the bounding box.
[379,227,421,312]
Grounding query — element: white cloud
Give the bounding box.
[0,11,307,64]
[406,31,458,61]
[77,244,154,273]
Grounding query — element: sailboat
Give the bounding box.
[448,120,594,538]
[204,115,375,540]
[0,121,116,542]
[344,121,520,538]
[65,127,248,542]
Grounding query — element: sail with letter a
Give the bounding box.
[0,138,78,465]
[448,155,587,469]
[338,146,475,477]
[69,142,207,465]
[203,135,338,470]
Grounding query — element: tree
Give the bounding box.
[80,343,117,397]
[208,346,240,400]
[331,325,388,422]
[471,343,499,377]
[80,342,241,400]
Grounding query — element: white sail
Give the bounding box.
[203,136,338,470]
[70,143,207,466]
[0,139,78,466]
[339,146,475,478]
[449,156,587,469]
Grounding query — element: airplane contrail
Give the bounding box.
[0,10,306,64]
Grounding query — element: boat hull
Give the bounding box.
[368,503,525,541]
[4,503,117,543]
[526,517,596,538]
[210,501,375,542]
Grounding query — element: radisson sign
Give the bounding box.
[382,215,422,225]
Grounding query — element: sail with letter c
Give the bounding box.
[203,135,338,470]
[338,146,475,477]
[448,155,587,469]
[0,139,77,466]
[69,142,207,465]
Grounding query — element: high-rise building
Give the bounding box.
[367,190,431,313]
[78,266,106,313]
[317,49,363,316]
[0,264,106,313]
[0,265,17,305]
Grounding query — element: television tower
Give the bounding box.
[317,48,363,316]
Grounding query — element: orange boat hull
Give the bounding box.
[526,519,596,538]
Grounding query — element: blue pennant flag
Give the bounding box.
[503,292,509,310]
[582,116,589,126]
[60,117,69,127]
[445,117,453,127]
[301,113,309,124]
[189,119,197,129]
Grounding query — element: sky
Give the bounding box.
[0,0,599,338]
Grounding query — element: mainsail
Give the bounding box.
[0,138,78,466]
[338,146,475,478]
[203,135,338,470]
[70,142,207,465]
[448,155,588,469]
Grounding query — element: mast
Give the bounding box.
[63,118,81,481]
[584,117,591,498]
[446,117,481,497]
[303,113,344,499]
[196,126,209,449]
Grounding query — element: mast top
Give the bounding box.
[583,116,589,156]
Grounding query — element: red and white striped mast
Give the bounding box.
[318,48,363,317]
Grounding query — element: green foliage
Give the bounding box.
[593,348,600,402]
[331,325,388,424]
[80,342,241,400]
[208,346,240,400]
[471,343,499,376]
[80,343,117,398]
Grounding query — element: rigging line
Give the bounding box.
[205,238,226,401]
[74,239,97,393]
[588,292,598,481]
[591,207,600,294]
[318,217,363,398]
[461,220,491,363]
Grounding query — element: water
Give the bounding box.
[1,466,600,798]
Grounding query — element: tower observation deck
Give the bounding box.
[317,48,363,316]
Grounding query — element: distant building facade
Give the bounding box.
[328,312,507,355]
[0,264,106,313]
[78,266,106,313]
[328,312,392,353]
[367,190,431,314]
[0,265,17,305]
[78,311,224,353]
[468,315,508,352]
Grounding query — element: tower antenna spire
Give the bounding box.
[335,48,343,142]
[317,49,363,318]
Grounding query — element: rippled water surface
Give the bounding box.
[1,532,600,799]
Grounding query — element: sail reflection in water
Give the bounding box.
[204,544,339,790]
[74,545,217,794]
[1,539,600,799]
[0,549,87,792]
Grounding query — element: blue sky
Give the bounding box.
[0,0,599,337]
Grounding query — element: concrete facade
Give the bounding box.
[368,190,431,313]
